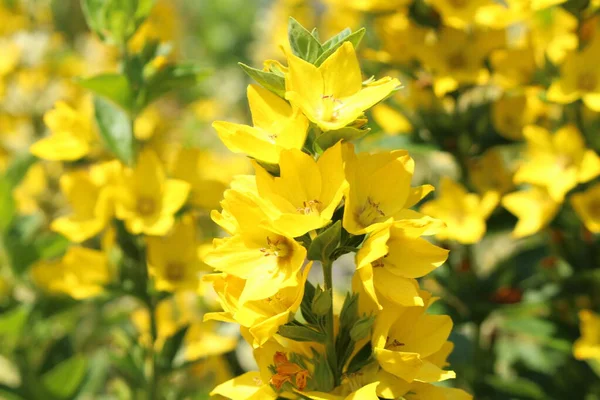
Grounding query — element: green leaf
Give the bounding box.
[278,324,325,343]
[0,389,26,400]
[307,221,341,261]
[238,63,286,98]
[347,342,373,374]
[159,325,189,369]
[42,355,88,400]
[93,96,135,165]
[311,286,332,317]
[144,63,210,106]
[485,375,547,399]
[349,315,375,342]
[312,353,334,392]
[81,0,106,40]
[315,126,369,152]
[0,178,15,233]
[78,74,133,111]
[288,17,322,63]
[0,306,29,338]
[321,28,351,51]
[315,28,366,67]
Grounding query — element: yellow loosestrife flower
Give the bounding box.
[253,141,347,237]
[146,216,203,292]
[420,177,498,244]
[213,84,309,164]
[426,0,495,30]
[205,188,307,304]
[343,147,434,235]
[12,163,47,215]
[204,267,310,348]
[548,37,600,111]
[514,125,600,202]
[355,218,448,309]
[31,247,110,299]
[502,187,560,238]
[114,149,190,236]
[30,99,97,161]
[285,41,400,131]
[51,161,122,243]
[371,298,456,384]
[574,310,600,361]
[571,183,600,233]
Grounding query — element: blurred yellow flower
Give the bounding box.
[420,177,498,244]
[502,186,560,238]
[571,183,600,233]
[147,215,202,292]
[514,125,600,202]
[30,99,97,161]
[114,149,190,236]
[213,84,308,164]
[426,0,495,30]
[285,42,400,131]
[468,149,514,196]
[51,161,121,243]
[12,162,47,215]
[548,37,600,111]
[574,310,600,361]
[31,247,110,299]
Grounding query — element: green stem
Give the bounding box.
[147,294,159,400]
[322,260,339,387]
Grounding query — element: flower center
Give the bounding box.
[555,154,574,169]
[447,52,466,70]
[297,199,322,215]
[356,196,386,228]
[449,0,467,7]
[165,262,185,281]
[260,236,291,258]
[320,95,342,122]
[588,199,600,219]
[137,197,156,216]
[578,72,597,92]
[385,336,405,350]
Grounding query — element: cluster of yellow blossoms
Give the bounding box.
[207,21,470,399]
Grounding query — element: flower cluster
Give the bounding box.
[206,20,471,399]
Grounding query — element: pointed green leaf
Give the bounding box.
[307,221,341,261]
[42,355,88,400]
[278,324,325,343]
[238,63,286,98]
[93,96,135,165]
[288,17,322,63]
[78,74,133,111]
[315,28,366,67]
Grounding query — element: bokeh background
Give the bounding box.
[1,0,600,399]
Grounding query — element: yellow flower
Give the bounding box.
[343,147,434,235]
[527,6,577,65]
[253,141,347,237]
[514,125,600,202]
[371,103,412,135]
[184,321,238,362]
[490,47,537,89]
[30,99,97,161]
[426,0,495,30]
[371,297,456,384]
[213,84,309,164]
[571,183,600,233]
[418,27,503,97]
[51,161,121,243]
[547,37,600,111]
[304,382,380,400]
[285,41,400,131]
[12,163,47,215]
[420,177,499,244]
[205,188,307,304]
[468,149,514,196]
[204,266,310,348]
[31,247,110,299]
[501,187,560,238]
[574,310,600,361]
[114,149,190,236]
[147,216,203,292]
[326,0,411,12]
[355,218,448,308]
[371,12,428,67]
[492,89,561,141]
[171,147,250,211]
